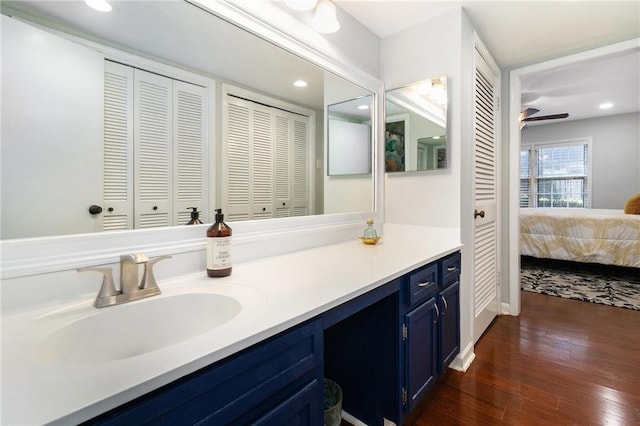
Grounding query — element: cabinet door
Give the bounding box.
[253,379,323,426]
[404,297,438,412]
[439,281,460,372]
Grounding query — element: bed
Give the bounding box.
[520,208,640,268]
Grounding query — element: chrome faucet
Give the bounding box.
[78,253,171,308]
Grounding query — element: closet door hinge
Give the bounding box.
[402,323,407,341]
[402,387,407,406]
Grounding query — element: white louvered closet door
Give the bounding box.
[251,107,274,220]
[291,116,310,217]
[103,61,134,231]
[173,81,207,225]
[134,69,173,229]
[473,46,500,342]
[274,112,292,218]
[224,98,251,221]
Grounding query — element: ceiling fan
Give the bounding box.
[519,108,569,128]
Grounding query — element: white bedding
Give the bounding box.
[520,208,640,268]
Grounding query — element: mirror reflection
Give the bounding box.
[385,76,447,173]
[0,0,375,240]
[327,95,373,176]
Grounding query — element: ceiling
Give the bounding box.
[334,0,640,125]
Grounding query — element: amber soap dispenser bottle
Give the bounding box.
[206,209,232,277]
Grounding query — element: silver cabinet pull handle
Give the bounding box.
[442,295,448,315]
[447,266,457,272]
[418,280,430,287]
[433,303,440,324]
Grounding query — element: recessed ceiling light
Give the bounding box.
[599,102,613,109]
[293,80,308,88]
[357,105,369,110]
[433,136,441,140]
[85,0,112,12]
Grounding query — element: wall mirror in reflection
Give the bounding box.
[0,0,376,239]
[327,96,373,176]
[385,76,448,173]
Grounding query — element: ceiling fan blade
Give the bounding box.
[522,113,569,122]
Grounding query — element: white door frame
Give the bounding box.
[507,38,640,316]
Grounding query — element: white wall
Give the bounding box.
[522,112,640,208]
[324,72,374,214]
[380,9,464,229]
[380,8,477,370]
[1,16,104,239]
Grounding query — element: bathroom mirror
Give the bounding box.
[327,95,373,176]
[0,0,376,239]
[385,76,448,173]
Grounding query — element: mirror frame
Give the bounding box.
[0,0,384,279]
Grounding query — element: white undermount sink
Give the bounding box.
[34,291,244,365]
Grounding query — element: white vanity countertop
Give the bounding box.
[1,224,461,425]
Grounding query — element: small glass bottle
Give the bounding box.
[206,209,232,277]
[363,218,377,238]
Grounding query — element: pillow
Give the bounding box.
[623,193,640,214]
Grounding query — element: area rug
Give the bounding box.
[520,257,640,311]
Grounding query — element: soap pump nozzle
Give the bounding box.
[186,207,203,225]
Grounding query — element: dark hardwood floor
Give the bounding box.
[405,291,640,425]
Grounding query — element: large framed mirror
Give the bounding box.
[385,76,448,173]
[0,0,377,240]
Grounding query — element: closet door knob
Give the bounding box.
[153,206,158,211]
[89,205,103,215]
[474,209,485,219]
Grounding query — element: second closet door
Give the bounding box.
[134,69,173,229]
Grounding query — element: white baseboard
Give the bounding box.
[449,341,475,372]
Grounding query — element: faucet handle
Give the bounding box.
[77,266,117,299]
[141,255,172,290]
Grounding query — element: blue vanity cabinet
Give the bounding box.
[86,319,324,426]
[400,251,461,421]
[400,262,439,417]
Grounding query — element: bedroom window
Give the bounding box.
[520,139,591,208]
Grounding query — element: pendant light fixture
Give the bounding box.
[285,0,318,11]
[311,0,340,33]
[84,0,112,12]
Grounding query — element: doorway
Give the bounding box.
[507,39,640,315]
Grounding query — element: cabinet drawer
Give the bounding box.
[88,319,323,425]
[405,263,438,307]
[440,252,461,286]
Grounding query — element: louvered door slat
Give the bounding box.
[103,61,133,230]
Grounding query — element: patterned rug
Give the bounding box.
[520,257,640,311]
